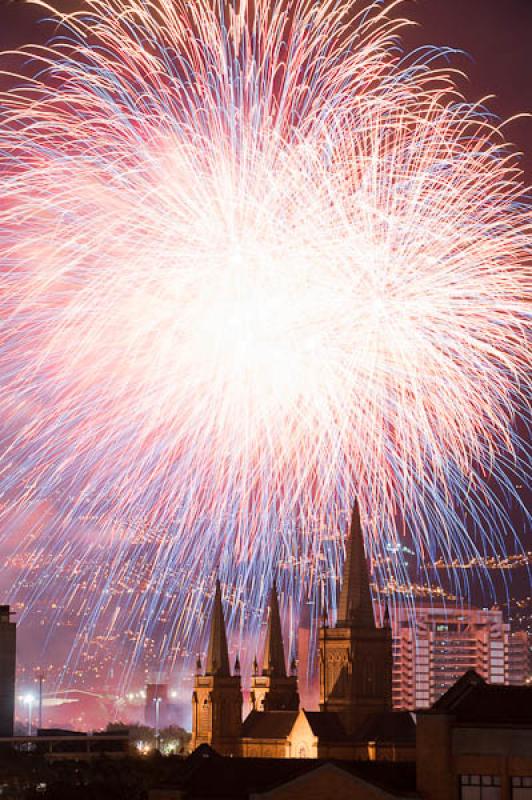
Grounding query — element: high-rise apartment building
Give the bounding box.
[508,630,530,685]
[391,605,520,709]
[0,605,16,736]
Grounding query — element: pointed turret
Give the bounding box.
[262,581,287,677]
[319,500,392,735]
[249,582,299,712]
[336,501,375,628]
[205,579,231,676]
[192,579,242,755]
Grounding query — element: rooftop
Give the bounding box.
[158,744,418,799]
[241,711,299,739]
[430,670,532,725]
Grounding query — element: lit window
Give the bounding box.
[460,775,501,800]
[512,777,532,800]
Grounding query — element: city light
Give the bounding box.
[20,693,35,736]
[0,0,530,793]
[0,0,529,688]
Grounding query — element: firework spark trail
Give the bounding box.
[0,0,530,684]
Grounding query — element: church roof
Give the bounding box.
[302,711,347,741]
[354,711,416,744]
[262,581,287,677]
[336,501,375,628]
[241,710,298,739]
[205,579,231,676]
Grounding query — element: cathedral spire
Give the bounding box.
[205,579,231,676]
[192,579,242,754]
[336,501,375,628]
[250,580,299,712]
[262,581,287,677]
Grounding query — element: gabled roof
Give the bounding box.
[430,669,532,725]
[431,669,485,711]
[354,711,416,744]
[302,711,347,741]
[241,710,299,739]
[256,761,418,798]
[167,752,309,799]
[156,749,418,799]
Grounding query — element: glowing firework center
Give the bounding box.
[0,0,529,676]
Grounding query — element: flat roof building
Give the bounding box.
[0,605,16,737]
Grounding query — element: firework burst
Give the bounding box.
[0,0,529,683]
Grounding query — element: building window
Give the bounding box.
[512,777,532,799]
[460,775,501,800]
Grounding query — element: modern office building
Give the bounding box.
[391,605,521,709]
[0,605,16,737]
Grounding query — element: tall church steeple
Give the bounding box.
[250,582,299,712]
[336,501,375,628]
[191,579,242,755]
[262,581,287,677]
[206,579,231,676]
[319,502,392,735]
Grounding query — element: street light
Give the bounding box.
[22,693,35,736]
[37,672,45,731]
[153,696,162,752]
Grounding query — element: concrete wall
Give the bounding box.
[0,609,16,737]
[416,713,454,800]
[453,726,532,758]
[417,715,532,800]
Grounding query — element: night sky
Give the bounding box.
[1,0,531,181]
[0,0,530,729]
[1,2,530,584]
[1,2,530,598]
[1,0,530,551]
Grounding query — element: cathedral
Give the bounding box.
[191,503,413,760]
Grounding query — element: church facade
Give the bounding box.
[191,503,412,760]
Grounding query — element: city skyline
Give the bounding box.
[5,503,529,750]
[0,0,530,736]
